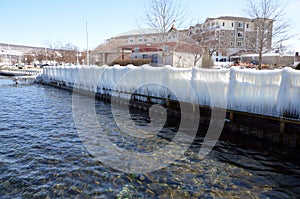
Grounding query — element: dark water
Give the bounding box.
[0,77,299,198]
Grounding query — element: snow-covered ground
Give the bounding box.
[42,65,300,118]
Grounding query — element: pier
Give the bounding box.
[38,65,300,147]
[0,68,42,84]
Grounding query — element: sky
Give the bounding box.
[0,0,299,51]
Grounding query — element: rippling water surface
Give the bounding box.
[0,77,299,198]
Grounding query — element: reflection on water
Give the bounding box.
[0,77,299,198]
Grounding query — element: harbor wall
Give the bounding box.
[39,65,300,147]
[41,65,300,119]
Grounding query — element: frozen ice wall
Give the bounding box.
[193,68,229,108]
[41,65,300,118]
[228,67,282,116]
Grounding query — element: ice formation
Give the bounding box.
[42,65,300,118]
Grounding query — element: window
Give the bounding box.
[138,38,143,42]
[238,22,243,28]
[232,23,234,27]
[230,41,234,47]
[231,31,234,37]
[129,39,134,43]
[237,42,242,47]
[223,22,225,26]
[237,32,243,38]
[246,24,249,29]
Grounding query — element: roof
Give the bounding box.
[115,28,160,37]
[217,16,251,22]
[205,16,251,23]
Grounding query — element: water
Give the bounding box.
[0,77,299,198]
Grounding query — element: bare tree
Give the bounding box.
[245,0,293,69]
[185,29,204,67]
[142,0,187,65]
[188,24,218,68]
[34,49,47,63]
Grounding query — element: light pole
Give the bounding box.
[86,21,90,66]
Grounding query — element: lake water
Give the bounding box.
[0,77,299,198]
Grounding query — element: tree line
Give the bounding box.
[25,42,87,66]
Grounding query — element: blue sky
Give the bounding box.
[1,0,299,51]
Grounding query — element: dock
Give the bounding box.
[0,68,42,84]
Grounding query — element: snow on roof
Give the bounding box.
[115,28,159,37]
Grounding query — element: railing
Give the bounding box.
[0,68,43,76]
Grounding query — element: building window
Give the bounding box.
[230,41,234,47]
[144,39,147,42]
[232,23,234,27]
[238,22,244,28]
[237,32,243,38]
[138,38,143,42]
[237,42,242,47]
[129,38,134,43]
[231,31,234,37]
[223,22,225,26]
[246,24,249,28]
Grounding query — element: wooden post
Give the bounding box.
[229,111,234,122]
[280,120,286,134]
[166,98,170,108]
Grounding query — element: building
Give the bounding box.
[91,16,276,68]
[0,43,86,67]
[188,16,273,62]
[240,53,295,68]
[91,26,202,67]
[0,43,39,66]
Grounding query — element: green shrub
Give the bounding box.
[110,59,151,66]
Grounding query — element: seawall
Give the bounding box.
[38,65,300,147]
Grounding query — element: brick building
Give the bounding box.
[188,16,273,62]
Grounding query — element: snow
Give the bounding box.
[42,65,300,118]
